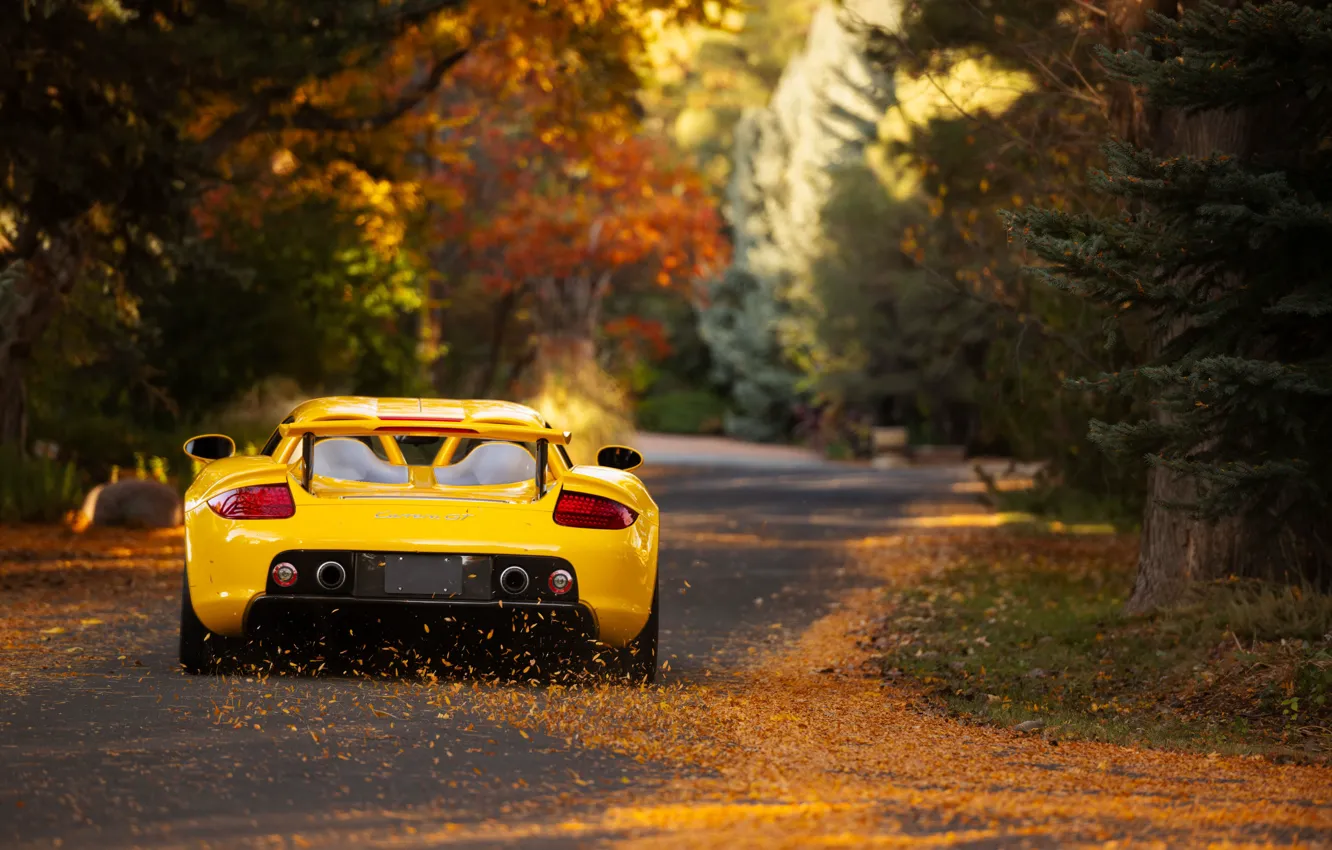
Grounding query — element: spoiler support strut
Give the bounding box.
[301,431,314,493]
[535,439,548,500]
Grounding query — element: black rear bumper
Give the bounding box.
[244,595,598,645]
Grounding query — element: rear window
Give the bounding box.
[394,435,446,464]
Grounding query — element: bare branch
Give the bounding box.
[910,252,1107,371]
[1070,0,1107,18]
[284,47,470,133]
[199,47,469,164]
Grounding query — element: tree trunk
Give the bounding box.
[1127,471,1245,612]
[0,227,85,448]
[1106,0,1268,613]
[515,272,609,388]
[517,272,630,464]
[476,288,518,397]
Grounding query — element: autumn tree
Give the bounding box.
[374,35,725,453]
[466,140,724,360]
[1,0,728,452]
[431,86,727,453]
[1009,1,1332,607]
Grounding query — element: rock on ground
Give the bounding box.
[78,480,182,529]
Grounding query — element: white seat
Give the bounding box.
[311,438,410,484]
[435,442,536,487]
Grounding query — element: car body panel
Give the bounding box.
[183,397,658,649]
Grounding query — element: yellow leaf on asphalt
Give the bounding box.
[80,618,104,626]
[40,627,66,635]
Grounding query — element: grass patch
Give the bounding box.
[983,479,1142,531]
[865,532,1332,763]
[635,389,726,435]
[0,444,84,524]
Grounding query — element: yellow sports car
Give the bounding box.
[179,397,659,681]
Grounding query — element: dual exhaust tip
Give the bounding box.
[499,565,530,595]
[316,560,346,591]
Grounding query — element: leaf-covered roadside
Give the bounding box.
[0,525,182,693]
[859,532,1332,763]
[457,536,1331,847]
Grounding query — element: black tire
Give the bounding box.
[620,580,659,684]
[179,573,237,674]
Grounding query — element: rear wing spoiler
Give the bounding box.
[278,418,571,499]
[278,418,571,445]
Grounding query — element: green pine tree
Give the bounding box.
[1006,1,1332,596]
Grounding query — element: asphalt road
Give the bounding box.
[0,464,975,848]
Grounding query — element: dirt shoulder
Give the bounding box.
[858,531,1332,765]
[0,524,182,694]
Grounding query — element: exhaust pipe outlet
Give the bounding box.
[499,565,530,595]
[316,561,347,591]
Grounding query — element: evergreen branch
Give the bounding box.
[1268,287,1332,317]
[1098,2,1332,112]
[1138,357,1332,397]
[1149,455,1312,518]
[1087,417,1194,457]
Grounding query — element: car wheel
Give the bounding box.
[620,580,659,684]
[179,572,235,674]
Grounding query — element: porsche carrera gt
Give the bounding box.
[178,397,659,681]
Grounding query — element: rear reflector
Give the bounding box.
[553,490,637,530]
[208,484,296,519]
[271,562,298,587]
[548,569,573,594]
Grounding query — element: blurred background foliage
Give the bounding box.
[6,0,1150,526]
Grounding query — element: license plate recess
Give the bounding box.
[375,554,493,597]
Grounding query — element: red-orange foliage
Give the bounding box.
[432,52,729,342]
[604,315,672,361]
[458,134,725,290]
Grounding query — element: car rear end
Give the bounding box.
[184,455,658,653]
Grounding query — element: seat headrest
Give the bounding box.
[312,438,410,484]
[434,441,536,487]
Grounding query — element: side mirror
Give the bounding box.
[596,445,643,472]
[183,434,236,463]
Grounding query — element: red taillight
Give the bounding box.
[207,484,295,519]
[553,490,637,530]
